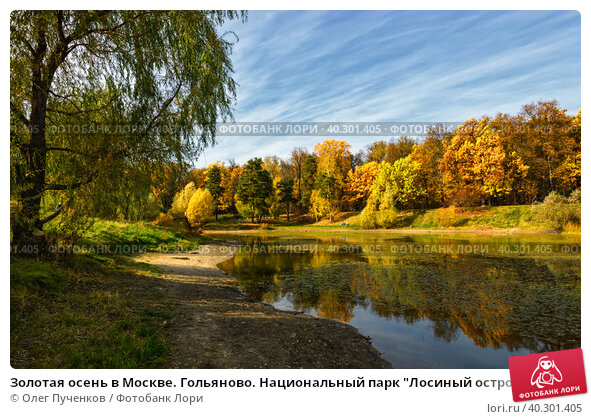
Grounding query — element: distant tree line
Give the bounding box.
[152,100,580,226]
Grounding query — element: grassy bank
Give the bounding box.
[11,220,204,368]
[80,219,205,252]
[387,205,546,230]
[204,204,579,233]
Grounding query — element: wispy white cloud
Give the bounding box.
[197,10,580,166]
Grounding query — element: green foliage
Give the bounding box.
[186,189,215,227]
[277,178,295,221]
[236,201,255,222]
[359,206,379,229]
[205,165,225,219]
[300,155,318,208]
[359,207,411,229]
[236,158,273,222]
[376,209,401,228]
[310,173,340,222]
[368,157,425,211]
[277,179,295,205]
[10,11,245,249]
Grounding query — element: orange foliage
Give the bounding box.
[343,161,380,210]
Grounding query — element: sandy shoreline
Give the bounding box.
[136,244,391,368]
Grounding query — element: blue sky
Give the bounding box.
[197,10,581,166]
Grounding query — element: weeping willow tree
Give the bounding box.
[10,10,245,252]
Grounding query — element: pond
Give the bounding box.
[214,232,581,368]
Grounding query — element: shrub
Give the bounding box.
[377,209,399,228]
[568,188,581,204]
[359,205,379,229]
[186,189,215,228]
[542,191,567,205]
[435,206,459,227]
[151,212,174,227]
[533,191,580,230]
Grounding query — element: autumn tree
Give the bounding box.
[289,147,309,208]
[343,161,380,210]
[441,118,528,206]
[236,158,273,223]
[187,168,208,190]
[263,155,282,180]
[186,189,215,228]
[262,156,284,219]
[351,149,367,169]
[170,181,197,220]
[366,137,416,164]
[310,173,339,223]
[509,101,580,200]
[366,140,388,163]
[386,136,416,163]
[409,126,448,207]
[369,157,425,210]
[313,139,353,182]
[307,139,352,221]
[10,10,245,252]
[150,162,189,211]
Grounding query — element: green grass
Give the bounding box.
[11,219,205,368]
[411,205,540,230]
[11,255,171,368]
[10,219,192,368]
[79,219,204,252]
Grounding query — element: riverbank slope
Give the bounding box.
[137,244,391,368]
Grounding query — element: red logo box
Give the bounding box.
[508,348,587,402]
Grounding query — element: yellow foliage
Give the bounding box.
[313,139,352,181]
[186,188,215,227]
[170,181,197,219]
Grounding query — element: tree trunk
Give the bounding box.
[13,65,49,255]
[286,203,290,222]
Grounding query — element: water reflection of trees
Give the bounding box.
[218,241,580,353]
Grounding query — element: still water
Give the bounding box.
[214,232,580,368]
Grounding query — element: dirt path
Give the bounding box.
[137,245,391,368]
